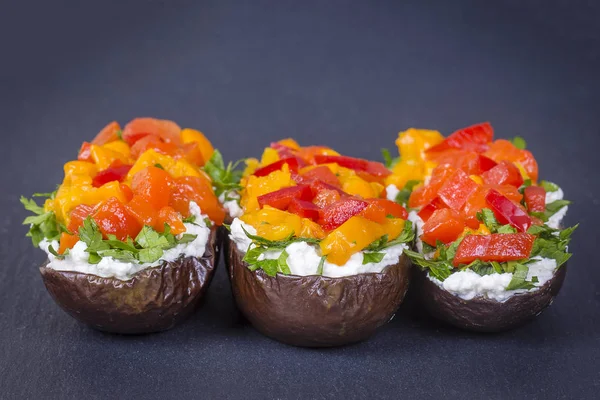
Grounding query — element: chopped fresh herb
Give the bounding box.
[363,252,385,265]
[403,248,453,281]
[511,136,527,150]
[47,244,67,259]
[21,195,70,247]
[540,180,559,193]
[115,129,123,141]
[365,220,414,252]
[259,259,279,277]
[277,250,291,274]
[506,263,536,290]
[421,242,436,254]
[530,199,570,222]
[154,163,165,170]
[241,226,320,248]
[518,179,532,194]
[394,180,421,205]
[182,215,196,224]
[381,148,400,169]
[222,223,231,232]
[496,224,517,234]
[316,256,327,275]
[528,223,577,268]
[463,260,496,276]
[202,150,244,197]
[476,208,499,233]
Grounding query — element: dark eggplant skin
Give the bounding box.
[413,265,567,332]
[226,238,412,347]
[39,227,220,334]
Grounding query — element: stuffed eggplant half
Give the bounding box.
[383,122,576,332]
[225,140,413,347]
[21,118,230,334]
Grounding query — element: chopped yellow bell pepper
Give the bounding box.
[243,158,259,177]
[342,175,376,199]
[276,138,300,150]
[90,144,130,170]
[469,175,484,185]
[126,149,176,181]
[181,128,214,163]
[102,141,131,160]
[241,166,295,212]
[395,128,444,160]
[299,218,326,240]
[64,161,97,180]
[380,218,405,241]
[320,216,384,265]
[260,148,280,166]
[241,206,303,241]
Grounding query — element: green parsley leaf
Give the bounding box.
[506,263,536,290]
[403,248,453,281]
[202,149,244,197]
[20,196,45,215]
[243,246,267,264]
[476,208,499,233]
[136,226,170,249]
[154,163,165,170]
[182,215,196,224]
[540,180,559,193]
[115,129,123,141]
[257,259,279,277]
[316,255,327,275]
[497,224,517,234]
[530,199,570,222]
[511,136,527,150]
[363,252,385,265]
[394,180,421,205]
[47,244,66,259]
[463,260,496,276]
[365,221,414,252]
[381,148,400,169]
[277,250,291,274]
[518,179,532,194]
[241,225,320,248]
[138,247,164,263]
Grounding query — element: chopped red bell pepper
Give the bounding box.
[254,157,300,177]
[298,166,340,187]
[91,121,121,145]
[437,169,479,210]
[453,232,536,266]
[485,189,532,232]
[313,188,342,208]
[67,204,95,232]
[309,179,346,198]
[92,163,132,188]
[421,208,466,246]
[287,198,321,221]
[524,186,546,212]
[482,160,524,188]
[78,142,93,162]
[360,198,408,223]
[426,122,494,153]
[418,197,446,222]
[92,197,142,241]
[313,155,391,177]
[320,197,368,231]
[257,185,313,210]
[408,164,455,209]
[270,142,305,164]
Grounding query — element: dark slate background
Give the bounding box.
[1,1,599,399]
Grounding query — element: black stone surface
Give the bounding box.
[1,1,599,399]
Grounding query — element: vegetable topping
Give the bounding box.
[22,118,226,264]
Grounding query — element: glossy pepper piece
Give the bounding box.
[254,157,300,177]
[482,160,524,188]
[320,197,369,231]
[421,208,466,246]
[320,216,384,265]
[426,122,494,154]
[58,232,80,254]
[484,139,538,182]
[297,165,341,187]
[92,197,142,241]
[418,197,446,222]
[156,206,186,234]
[287,198,321,221]
[92,163,132,188]
[131,166,173,210]
[78,142,93,162]
[180,128,214,165]
[408,164,455,209]
[453,233,536,266]
[241,206,303,242]
[257,185,313,210]
[125,195,157,227]
[170,176,225,225]
[122,117,182,146]
[524,186,546,212]
[91,121,121,145]
[437,168,480,210]
[485,189,532,232]
[67,204,95,232]
[313,154,391,178]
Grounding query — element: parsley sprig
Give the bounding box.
[202,150,244,197]
[362,220,414,265]
[21,192,69,247]
[381,148,400,169]
[75,217,197,264]
[394,180,421,206]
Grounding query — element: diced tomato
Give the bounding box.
[485,189,532,232]
[461,188,488,229]
[92,163,132,188]
[58,232,80,254]
[313,155,391,177]
[122,118,182,146]
[486,184,523,203]
[287,198,321,221]
[298,166,340,187]
[459,153,498,175]
[313,189,342,208]
[359,201,388,223]
[92,197,142,240]
[408,164,455,209]
[418,197,447,222]
[91,121,121,145]
[270,142,301,161]
[426,122,494,154]
[437,169,479,210]
[371,198,408,219]
[156,206,186,234]
[482,160,524,188]
[421,208,466,246]
[125,195,157,227]
[254,157,300,177]
[169,176,225,225]
[67,204,95,233]
[453,233,536,266]
[131,166,173,210]
[524,186,546,212]
[484,139,539,182]
[78,142,93,162]
[320,198,368,231]
[257,185,313,210]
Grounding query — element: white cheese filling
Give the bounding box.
[229,218,408,277]
[219,191,243,218]
[40,202,211,281]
